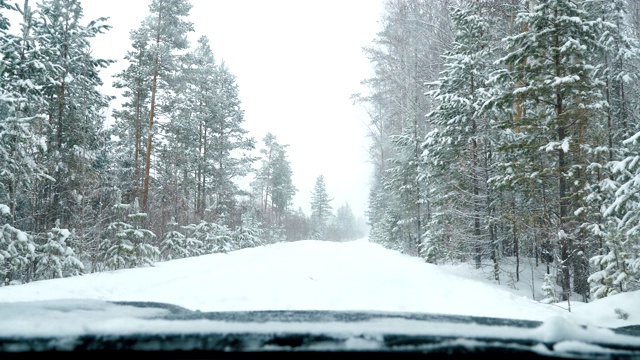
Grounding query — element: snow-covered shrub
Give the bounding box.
[101,197,158,270]
[35,221,84,280]
[588,218,638,299]
[183,221,233,254]
[233,211,263,250]
[540,273,559,304]
[161,219,203,260]
[0,224,36,285]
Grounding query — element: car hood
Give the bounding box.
[0,299,639,358]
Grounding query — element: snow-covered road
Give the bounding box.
[0,239,637,328]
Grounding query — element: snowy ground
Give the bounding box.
[0,238,637,329]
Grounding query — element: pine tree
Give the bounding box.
[327,202,358,241]
[205,61,255,222]
[423,4,498,269]
[182,220,233,254]
[180,222,209,256]
[233,210,263,250]
[208,221,234,253]
[596,133,640,295]
[0,0,52,231]
[252,133,296,229]
[160,218,205,261]
[541,273,560,304]
[111,28,154,203]
[270,144,296,224]
[0,206,35,284]
[281,207,311,241]
[35,220,83,280]
[101,197,158,270]
[0,2,48,284]
[386,129,427,255]
[161,218,189,260]
[582,0,640,299]
[310,175,332,240]
[127,198,159,266]
[156,36,254,228]
[366,170,400,251]
[588,225,636,298]
[356,0,454,253]
[140,0,193,211]
[34,0,112,231]
[491,0,605,301]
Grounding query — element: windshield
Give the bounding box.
[0,0,639,355]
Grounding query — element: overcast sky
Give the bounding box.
[79,0,384,218]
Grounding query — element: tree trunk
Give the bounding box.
[196,120,202,218]
[556,69,571,303]
[202,126,207,218]
[470,68,482,269]
[142,53,158,211]
[485,146,499,282]
[514,224,519,282]
[133,85,142,199]
[142,3,164,211]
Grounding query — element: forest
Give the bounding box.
[2,0,640,305]
[0,0,364,285]
[358,0,640,303]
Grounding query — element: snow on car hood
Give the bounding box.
[0,299,639,357]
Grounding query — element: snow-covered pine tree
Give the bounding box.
[155,36,254,229]
[160,218,187,260]
[333,202,358,241]
[356,0,453,252]
[541,273,560,304]
[0,1,56,285]
[491,0,605,300]
[366,171,400,251]
[386,128,428,255]
[111,28,154,204]
[595,132,640,296]
[210,221,234,253]
[588,222,637,298]
[310,175,332,240]
[139,0,193,211]
[183,220,233,254]
[101,196,158,270]
[155,36,214,226]
[182,229,204,257]
[251,133,296,231]
[0,1,52,232]
[180,222,206,256]
[34,0,112,232]
[423,4,498,270]
[185,36,218,222]
[160,218,203,260]
[268,140,296,227]
[580,0,640,299]
[203,60,255,224]
[233,211,263,250]
[35,220,83,280]
[127,198,159,266]
[0,205,36,284]
[100,198,134,270]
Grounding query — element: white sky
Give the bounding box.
[79,0,383,218]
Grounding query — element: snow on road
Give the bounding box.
[0,239,637,328]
